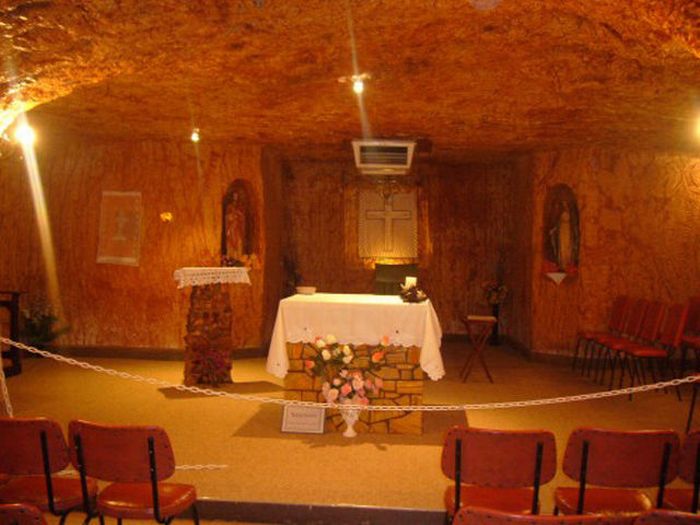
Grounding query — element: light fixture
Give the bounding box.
[338,72,371,95]
[14,122,36,146]
[190,128,200,143]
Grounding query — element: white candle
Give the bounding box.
[404,276,417,288]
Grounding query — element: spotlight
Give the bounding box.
[353,78,364,95]
[14,122,36,146]
[190,128,200,143]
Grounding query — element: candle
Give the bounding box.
[404,276,417,288]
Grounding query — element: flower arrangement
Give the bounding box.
[482,281,508,305]
[20,300,69,348]
[304,334,387,405]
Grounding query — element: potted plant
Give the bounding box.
[20,301,69,351]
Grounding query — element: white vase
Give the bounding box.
[339,406,360,438]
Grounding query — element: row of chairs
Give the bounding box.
[454,506,700,524]
[572,296,699,393]
[0,416,198,524]
[441,426,700,524]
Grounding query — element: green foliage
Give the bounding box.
[20,301,69,347]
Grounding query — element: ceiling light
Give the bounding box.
[191,128,200,143]
[353,78,364,95]
[14,122,36,146]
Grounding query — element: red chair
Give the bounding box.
[574,296,629,376]
[591,299,648,385]
[0,417,96,525]
[621,303,689,400]
[454,506,635,524]
[441,426,557,523]
[681,297,700,376]
[634,509,700,524]
[664,430,700,513]
[69,419,199,524]
[0,504,47,525]
[554,427,680,518]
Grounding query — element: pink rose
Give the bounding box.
[352,377,364,391]
[304,360,315,370]
[332,378,341,386]
[340,383,352,396]
[326,388,339,402]
[358,396,369,405]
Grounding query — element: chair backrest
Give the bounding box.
[622,299,648,338]
[454,506,635,524]
[441,426,557,487]
[678,430,700,484]
[686,297,700,334]
[658,303,690,348]
[609,296,631,333]
[634,509,700,524]
[637,301,665,343]
[0,504,47,525]
[562,427,680,487]
[68,419,176,482]
[0,417,70,475]
[374,263,417,295]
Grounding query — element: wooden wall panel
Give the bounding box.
[0,137,280,352]
[529,149,700,354]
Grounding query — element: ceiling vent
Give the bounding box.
[352,139,416,176]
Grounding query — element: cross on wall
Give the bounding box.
[365,196,412,252]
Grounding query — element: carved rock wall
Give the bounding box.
[0,137,282,352]
[528,148,700,354]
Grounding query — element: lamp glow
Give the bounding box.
[14,123,36,146]
[190,128,200,143]
[352,78,364,95]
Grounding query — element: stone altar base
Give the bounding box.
[284,342,423,434]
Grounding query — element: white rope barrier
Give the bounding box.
[1,336,697,413]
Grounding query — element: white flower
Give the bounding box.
[342,355,353,364]
[342,345,352,356]
[332,378,342,386]
[326,388,339,402]
[325,334,337,345]
[315,338,326,349]
[321,349,331,361]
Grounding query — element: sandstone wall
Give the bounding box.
[0,137,282,352]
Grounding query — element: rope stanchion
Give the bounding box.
[1,336,698,413]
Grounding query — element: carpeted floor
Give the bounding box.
[2,341,695,524]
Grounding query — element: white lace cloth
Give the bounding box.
[173,267,251,288]
[266,293,444,381]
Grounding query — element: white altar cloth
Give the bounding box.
[173,267,251,288]
[266,293,444,381]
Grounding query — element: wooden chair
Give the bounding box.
[0,503,47,525]
[441,426,557,523]
[634,509,700,524]
[454,506,635,524]
[0,417,96,525]
[461,315,497,383]
[554,427,680,517]
[664,430,700,513]
[69,419,199,524]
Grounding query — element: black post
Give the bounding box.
[576,440,590,515]
[453,438,462,522]
[531,442,544,514]
[148,436,164,524]
[693,441,700,514]
[656,442,671,508]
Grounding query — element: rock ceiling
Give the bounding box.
[1,0,700,159]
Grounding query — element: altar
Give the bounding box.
[266,293,444,434]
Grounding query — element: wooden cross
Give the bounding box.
[365,196,412,252]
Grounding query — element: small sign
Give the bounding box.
[281,405,326,434]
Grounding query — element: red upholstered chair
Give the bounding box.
[573,296,629,376]
[0,417,96,525]
[554,428,680,518]
[69,419,199,524]
[0,503,47,525]
[591,298,648,385]
[441,426,557,523]
[634,509,700,524]
[454,506,635,524]
[621,303,689,400]
[681,297,700,376]
[664,430,700,513]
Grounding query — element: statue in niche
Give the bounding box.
[221,180,256,267]
[543,184,580,275]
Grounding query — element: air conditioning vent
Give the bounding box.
[352,139,416,176]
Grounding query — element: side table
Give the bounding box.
[461,315,497,383]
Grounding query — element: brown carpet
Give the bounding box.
[2,341,694,524]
